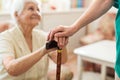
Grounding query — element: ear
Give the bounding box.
[14,11,18,18]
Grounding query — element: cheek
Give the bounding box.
[20,15,28,21]
[32,15,41,22]
[25,15,31,21]
[18,16,30,25]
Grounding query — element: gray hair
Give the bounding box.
[11,0,41,22]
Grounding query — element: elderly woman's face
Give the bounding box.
[17,2,41,27]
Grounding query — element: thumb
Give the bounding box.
[47,26,64,41]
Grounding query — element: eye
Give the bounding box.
[37,8,40,12]
[28,7,34,11]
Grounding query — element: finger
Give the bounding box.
[54,36,59,42]
[49,30,55,41]
[62,37,65,46]
[47,31,54,41]
[65,37,69,45]
[58,37,67,49]
[58,37,63,49]
[47,31,51,41]
[49,26,64,41]
[61,37,68,47]
[55,31,67,38]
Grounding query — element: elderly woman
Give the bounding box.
[0,0,68,80]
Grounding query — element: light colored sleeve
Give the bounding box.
[0,34,14,64]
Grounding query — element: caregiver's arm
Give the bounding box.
[48,0,114,40]
[71,0,114,33]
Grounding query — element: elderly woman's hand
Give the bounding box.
[44,36,68,54]
[54,36,69,49]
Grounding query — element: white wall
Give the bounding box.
[0,12,11,23]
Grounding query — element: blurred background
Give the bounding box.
[0,0,118,80]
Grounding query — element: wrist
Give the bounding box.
[40,46,47,56]
[70,25,79,35]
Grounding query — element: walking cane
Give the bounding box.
[46,40,62,80]
[56,48,62,80]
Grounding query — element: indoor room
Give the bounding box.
[0,0,118,80]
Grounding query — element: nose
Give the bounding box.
[33,10,41,17]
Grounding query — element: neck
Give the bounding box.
[19,24,33,38]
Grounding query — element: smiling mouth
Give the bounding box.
[31,15,40,18]
[31,17,40,20]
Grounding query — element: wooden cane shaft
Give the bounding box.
[56,49,62,80]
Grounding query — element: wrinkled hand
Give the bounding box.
[54,36,69,49]
[47,25,74,41]
[45,36,68,54]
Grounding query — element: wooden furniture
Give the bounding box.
[79,13,116,77]
[74,40,116,80]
